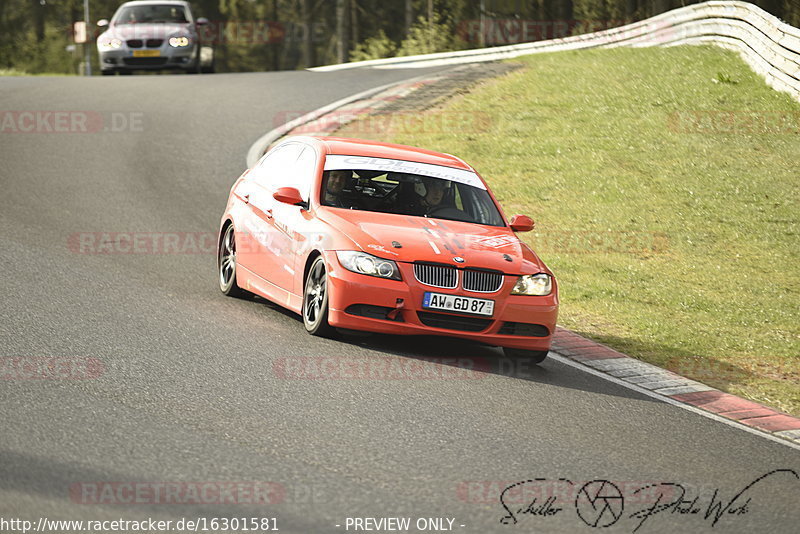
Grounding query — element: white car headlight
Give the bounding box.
[99,38,122,49]
[511,273,552,296]
[169,36,191,47]
[336,251,401,281]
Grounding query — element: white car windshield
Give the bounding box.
[114,5,188,24]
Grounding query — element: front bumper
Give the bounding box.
[98,44,196,71]
[323,251,558,351]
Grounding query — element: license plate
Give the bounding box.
[133,50,160,57]
[422,292,495,317]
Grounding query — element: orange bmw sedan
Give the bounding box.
[218,136,558,362]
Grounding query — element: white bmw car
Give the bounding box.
[96,1,214,74]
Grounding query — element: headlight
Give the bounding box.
[511,273,552,296]
[336,251,401,281]
[169,36,190,47]
[99,38,122,49]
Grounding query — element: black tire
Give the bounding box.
[101,70,114,76]
[502,348,548,364]
[218,224,248,298]
[303,256,334,337]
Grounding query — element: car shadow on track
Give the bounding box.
[230,293,660,402]
[0,449,326,530]
[334,331,663,403]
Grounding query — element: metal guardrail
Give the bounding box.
[310,1,800,102]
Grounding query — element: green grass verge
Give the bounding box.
[0,69,30,76]
[0,69,73,76]
[340,46,800,415]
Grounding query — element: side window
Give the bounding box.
[297,147,318,201]
[279,146,317,201]
[458,183,504,226]
[251,143,302,190]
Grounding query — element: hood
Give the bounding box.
[106,23,193,40]
[318,209,548,275]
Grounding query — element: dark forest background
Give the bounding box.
[1,0,798,74]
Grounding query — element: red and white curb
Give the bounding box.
[247,71,800,450]
[551,328,800,447]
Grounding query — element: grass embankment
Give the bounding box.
[0,69,71,76]
[337,46,799,415]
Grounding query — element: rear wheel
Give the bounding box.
[218,224,248,298]
[303,257,334,337]
[503,348,548,364]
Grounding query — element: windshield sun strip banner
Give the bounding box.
[323,155,487,190]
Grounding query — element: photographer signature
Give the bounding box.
[498,469,798,531]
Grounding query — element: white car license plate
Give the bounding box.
[422,292,494,316]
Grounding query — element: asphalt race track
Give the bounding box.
[1,69,798,533]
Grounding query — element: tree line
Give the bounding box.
[1,1,797,74]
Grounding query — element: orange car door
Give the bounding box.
[268,145,319,296]
[238,143,303,289]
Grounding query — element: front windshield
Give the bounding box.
[114,5,188,24]
[319,169,506,227]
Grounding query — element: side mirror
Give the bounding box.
[509,214,534,232]
[196,17,209,26]
[97,19,109,27]
[273,187,305,207]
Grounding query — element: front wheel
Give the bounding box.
[303,257,334,337]
[218,224,248,298]
[503,348,548,364]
